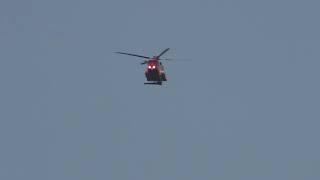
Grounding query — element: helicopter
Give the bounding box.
[115,48,172,85]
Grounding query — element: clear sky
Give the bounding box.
[1,0,319,179]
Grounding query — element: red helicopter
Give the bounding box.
[116,48,171,85]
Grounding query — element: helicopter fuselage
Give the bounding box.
[145,59,167,84]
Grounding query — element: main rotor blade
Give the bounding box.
[160,58,192,62]
[156,48,170,59]
[115,52,150,59]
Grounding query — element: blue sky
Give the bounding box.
[0,0,319,179]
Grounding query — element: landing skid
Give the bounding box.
[144,81,162,85]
